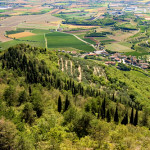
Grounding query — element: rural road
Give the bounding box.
[73,34,96,50]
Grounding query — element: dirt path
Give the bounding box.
[70,60,73,75]
[61,58,64,72]
[146,40,149,46]
[44,33,47,48]
[93,67,97,75]
[73,34,96,50]
[77,65,82,82]
[65,60,68,70]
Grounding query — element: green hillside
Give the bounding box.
[0,44,150,150]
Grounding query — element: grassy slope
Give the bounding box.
[0,45,150,149]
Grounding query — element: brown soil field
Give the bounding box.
[97,7,107,11]
[66,30,91,33]
[85,37,99,44]
[29,7,43,13]
[14,9,27,11]
[96,27,112,32]
[23,5,32,7]
[108,30,139,42]
[0,27,14,42]
[0,13,62,42]
[48,9,65,14]
[8,32,35,39]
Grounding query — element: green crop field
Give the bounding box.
[46,32,95,51]
[0,34,45,50]
[32,29,50,34]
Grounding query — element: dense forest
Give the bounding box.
[0,44,150,150]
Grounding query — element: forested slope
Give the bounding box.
[0,44,150,150]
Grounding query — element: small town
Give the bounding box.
[58,49,150,70]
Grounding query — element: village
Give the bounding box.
[58,48,150,70]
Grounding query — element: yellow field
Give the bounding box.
[66,24,97,29]
[85,9,96,12]
[8,32,35,39]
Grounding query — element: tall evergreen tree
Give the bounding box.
[29,86,32,96]
[106,109,111,122]
[130,108,134,125]
[121,113,128,125]
[101,98,106,119]
[134,110,138,126]
[64,95,70,112]
[114,106,119,123]
[58,96,62,113]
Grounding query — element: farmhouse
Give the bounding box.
[105,61,116,66]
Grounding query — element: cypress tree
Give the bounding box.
[112,93,115,101]
[134,110,138,126]
[114,106,119,123]
[58,96,62,113]
[130,108,134,125]
[101,98,106,119]
[64,95,70,112]
[29,86,32,96]
[106,109,111,122]
[121,113,128,125]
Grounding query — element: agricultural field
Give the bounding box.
[105,43,133,52]
[8,32,35,39]
[0,13,62,42]
[0,28,50,50]
[46,32,95,52]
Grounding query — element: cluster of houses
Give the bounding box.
[80,50,149,69]
[108,53,149,69]
[58,49,149,69]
